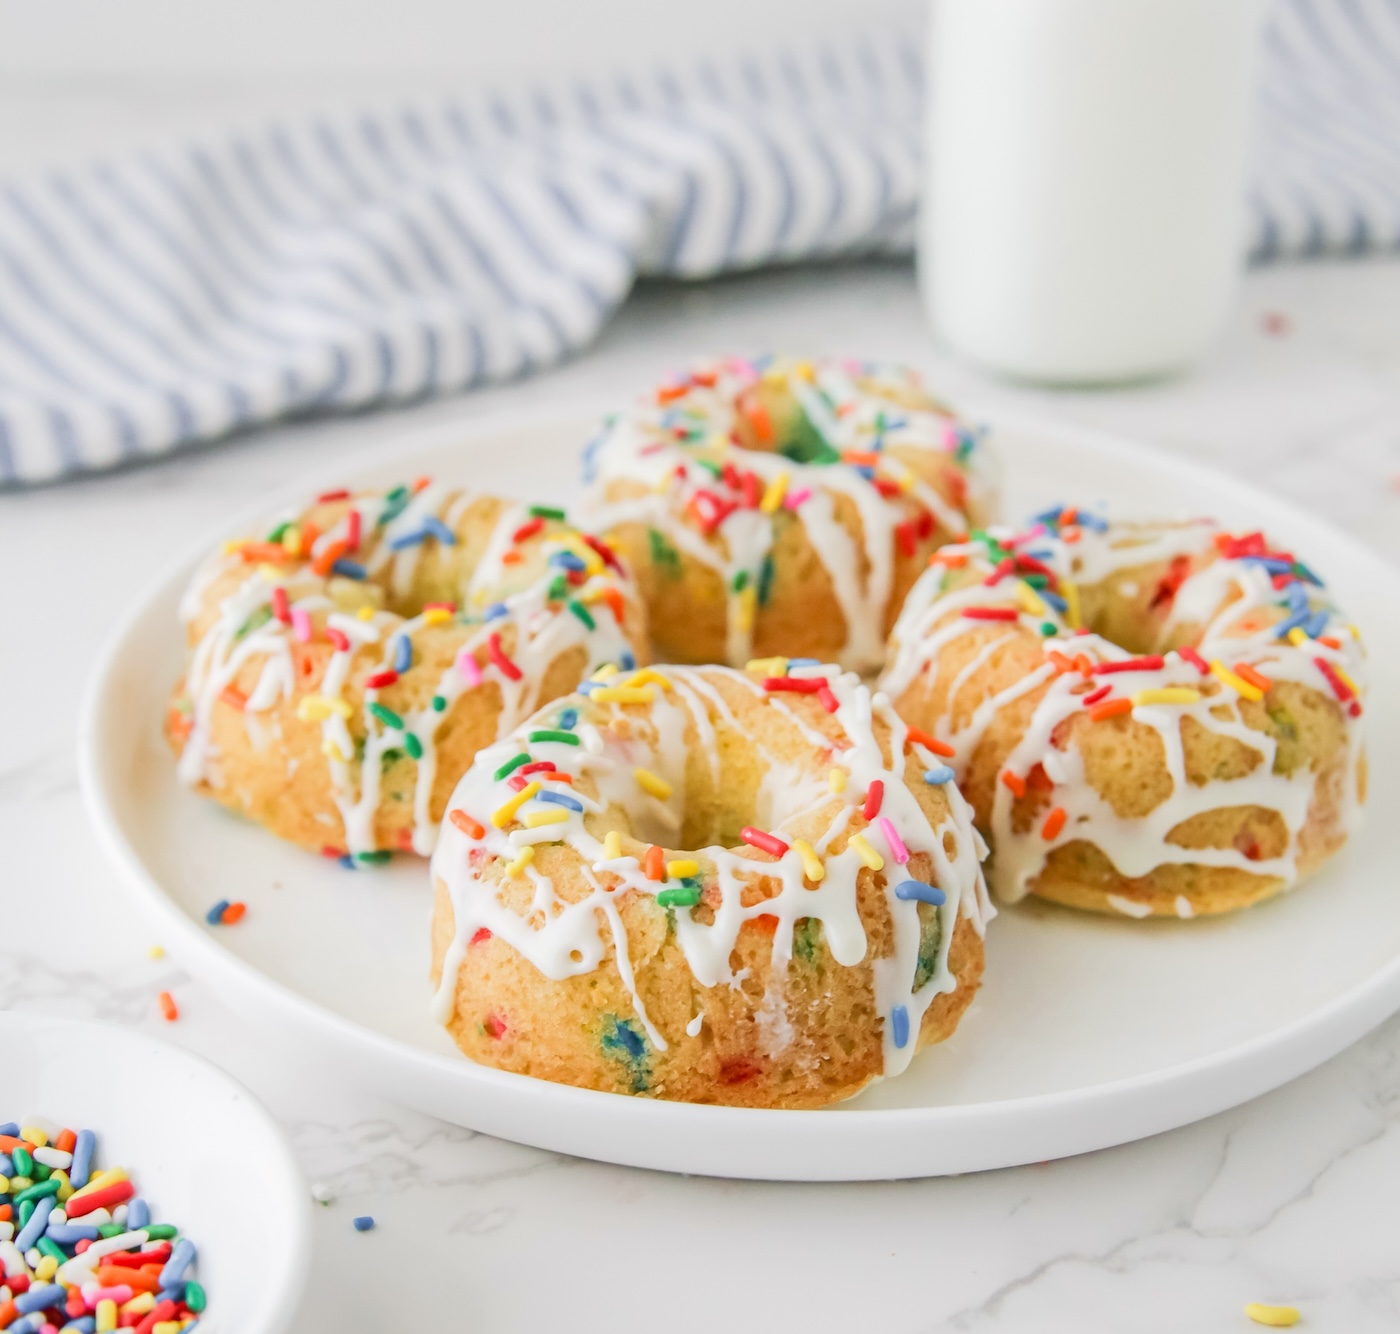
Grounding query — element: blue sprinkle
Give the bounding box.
[159,1238,197,1289]
[69,1129,95,1189]
[158,1286,187,1306]
[422,515,457,545]
[558,708,578,730]
[537,790,584,812]
[620,650,636,671]
[205,899,230,925]
[1076,511,1109,532]
[0,1122,17,1138]
[895,879,947,906]
[353,1215,376,1232]
[549,551,587,572]
[1274,609,1309,638]
[59,1317,97,1333]
[387,528,428,551]
[1304,609,1330,638]
[339,854,357,870]
[1030,504,1066,526]
[331,558,366,580]
[15,1195,54,1250]
[787,657,821,668]
[483,602,510,621]
[1294,560,1324,588]
[576,680,600,695]
[1040,590,1068,613]
[0,1153,10,1177]
[890,1005,910,1050]
[1287,582,1310,611]
[127,1197,150,1230]
[394,636,412,673]
[1240,554,1293,574]
[46,1224,99,1244]
[923,766,955,785]
[853,465,875,480]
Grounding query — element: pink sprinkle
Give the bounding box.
[784,488,811,511]
[290,607,312,643]
[878,817,909,865]
[87,1285,134,1303]
[457,649,482,686]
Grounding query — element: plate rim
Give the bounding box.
[77,398,1400,1181]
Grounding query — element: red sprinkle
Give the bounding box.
[157,992,178,1023]
[1041,807,1067,839]
[1094,655,1166,674]
[512,517,545,544]
[1081,684,1112,706]
[863,781,884,820]
[67,1179,136,1218]
[906,726,955,757]
[1314,656,1354,702]
[582,532,622,571]
[470,927,492,946]
[895,520,917,559]
[488,632,523,681]
[271,586,291,624]
[219,685,247,711]
[816,685,840,713]
[507,774,529,792]
[962,606,1019,621]
[740,826,790,858]
[317,488,350,503]
[1177,645,1210,674]
[449,809,485,839]
[325,627,350,652]
[763,676,822,694]
[365,669,399,689]
[518,761,558,776]
[346,509,362,551]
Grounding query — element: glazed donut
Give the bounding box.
[168,480,648,861]
[881,508,1367,917]
[429,660,990,1108]
[580,355,995,672]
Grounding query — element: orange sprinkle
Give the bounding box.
[930,550,968,568]
[312,538,348,576]
[906,725,955,757]
[644,845,665,882]
[1041,807,1067,839]
[749,913,779,936]
[411,475,432,493]
[600,586,626,626]
[157,991,179,1022]
[747,402,774,444]
[501,550,523,565]
[545,771,575,784]
[1233,661,1274,692]
[1001,770,1027,799]
[1318,635,1341,649]
[1072,653,1094,676]
[449,809,486,839]
[219,685,247,711]
[842,450,881,467]
[221,902,247,925]
[0,1204,11,1223]
[1046,650,1075,674]
[1061,527,1081,544]
[56,1128,76,1153]
[656,383,690,405]
[298,520,319,558]
[1089,698,1134,722]
[239,542,289,563]
[166,707,193,743]
[1061,507,1078,525]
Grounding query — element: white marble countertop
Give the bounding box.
[4,257,1400,1332]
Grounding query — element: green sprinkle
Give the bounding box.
[267,520,291,544]
[356,850,393,865]
[656,886,701,908]
[11,1178,58,1206]
[16,1200,33,1229]
[234,605,273,641]
[185,1281,207,1313]
[1040,622,1058,636]
[1022,573,1048,589]
[404,733,423,760]
[758,554,776,607]
[528,729,581,746]
[568,600,596,630]
[529,504,567,521]
[431,694,447,712]
[11,1146,33,1177]
[31,1160,50,1181]
[494,753,531,781]
[547,574,568,602]
[647,528,681,576]
[35,1237,65,1264]
[144,1224,178,1241]
[385,485,408,503]
[731,569,748,592]
[695,459,723,479]
[368,702,403,730]
[98,1223,126,1239]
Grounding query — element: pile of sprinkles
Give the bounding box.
[883,507,1367,910]
[171,480,638,864]
[0,1118,205,1332]
[431,657,990,1083]
[582,355,995,669]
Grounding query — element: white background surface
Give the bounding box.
[3,255,1400,1331]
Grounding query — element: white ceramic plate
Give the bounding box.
[79,404,1400,1182]
[1,1012,311,1332]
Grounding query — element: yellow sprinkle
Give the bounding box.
[591,662,619,681]
[561,537,605,576]
[492,781,541,829]
[1348,622,1361,640]
[1131,688,1201,707]
[745,656,787,676]
[828,767,847,794]
[297,694,352,722]
[635,768,673,800]
[592,685,656,705]
[735,584,757,634]
[505,845,535,878]
[759,471,789,514]
[1062,578,1082,630]
[1210,660,1263,702]
[762,367,787,386]
[282,524,301,555]
[896,469,916,494]
[153,1323,185,1334]
[34,1254,58,1281]
[1287,626,1307,647]
[357,604,376,621]
[20,1125,48,1149]
[626,668,673,691]
[95,1299,118,1333]
[72,1168,128,1200]
[258,563,282,580]
[849,833,884,871]
[792,838,825,883]
[1244,1303,1300,1327]
[422,607,451,627]
[148,945,165,960]
[322,740,347,762]
[52,1168,72,1202]
[602,830,622,860]
[667,859,699,879]
[1017,581,1048,618]
[1335,664,1360,694]
[523,807,570,828]
[793,359,816,381]
[121,1293,156,1317]
[222,539,243,555]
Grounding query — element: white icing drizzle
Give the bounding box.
[430,663,990,1080]
[175,486,640,859]
[881,511,1367,906]
[579,355,995,671]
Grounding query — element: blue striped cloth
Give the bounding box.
[2,0,1398,485]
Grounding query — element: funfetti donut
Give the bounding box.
[880,509,1366,918]
[168,481,648,862]
[580,356,995,673]
[429,660,991,1109]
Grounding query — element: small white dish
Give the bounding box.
[78,404,1400,1181]
[1,1012,311,1333]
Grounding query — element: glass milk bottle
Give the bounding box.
[920,0,1266,384]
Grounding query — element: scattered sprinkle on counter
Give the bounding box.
[204,900,246,926]
[0,1114,207,1328]
[157,991,179,1022]
[1245,1303,1301,1327]
[352,1215,376,1232]
[147,945,165,960]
